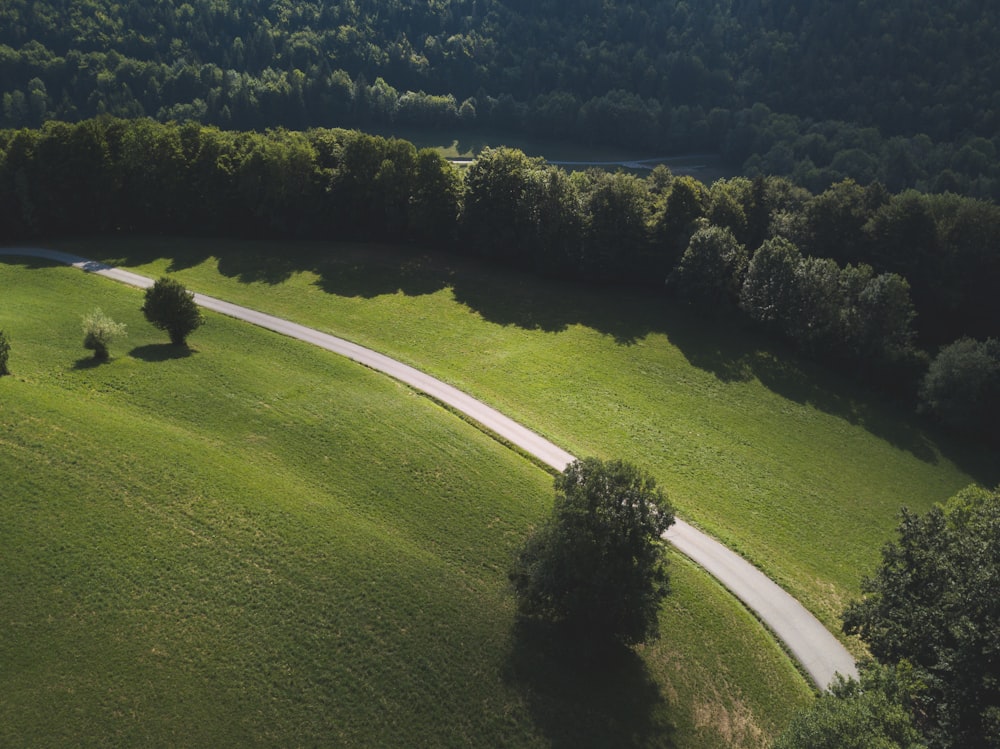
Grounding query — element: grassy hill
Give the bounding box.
[0,257,810,748]
[56,236,998,634]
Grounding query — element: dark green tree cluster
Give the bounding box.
[0,118,461,242]
[780,486,1000,748]
[919,338,1000,439]
[2,119,999,438]
[509,458,675,647]
[2,0,1000,197]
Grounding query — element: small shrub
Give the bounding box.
[82,308,127,361]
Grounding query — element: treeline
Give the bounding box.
[2,118,998,436]
[2,0,1000,198]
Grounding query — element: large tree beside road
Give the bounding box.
[509,457,675,647]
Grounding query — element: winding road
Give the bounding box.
[2,246,858,689]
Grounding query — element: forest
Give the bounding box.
[2,118,998,439]
[1,0,1000,198]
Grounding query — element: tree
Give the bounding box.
[141,277,204,345]
[462,147,546,266]
[668,224,747,311]
[739,236,802,331]
[773,663,924,749]
[509,457,675,647]
[408,148,463,245]
[82,308,127,361]
[919,338,1000,438]
[842,487,1000,749]
[579,170,652,281]
[653,175,706,276]
[0,329,10,375]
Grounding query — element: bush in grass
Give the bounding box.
[141,276,204,345]
[773,663,923,749]
[0,329,10,375]
[82,308,127,361]
[509,457,675,647]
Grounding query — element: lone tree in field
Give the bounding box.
[141,277,204,345]
[510,457,675,647]
[82,308,126,361]
[0,329,10,375]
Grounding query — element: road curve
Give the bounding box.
[2,246,858,689]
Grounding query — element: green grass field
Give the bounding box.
[1,258,810,748]
[55,236,998,635]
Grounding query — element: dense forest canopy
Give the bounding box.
[1,0,999,197]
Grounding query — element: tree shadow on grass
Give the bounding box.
[505,622,676,749]
[1,255,62,271]
[216,247,302,285]
[72,355,109,370]
[129,343,195,362]
[662,308,985,468]
[311,251,449,299]
[448,264,666,344]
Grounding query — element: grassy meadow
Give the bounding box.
[55,236,999,634]
[0,257,810,747]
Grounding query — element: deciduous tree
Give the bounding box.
[82,308,126,361]
[509,458,675,647]
[919,338,1000,438]
[141,277,204,346]
[842,486,1000,748]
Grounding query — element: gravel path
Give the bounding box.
[2,246,858,689]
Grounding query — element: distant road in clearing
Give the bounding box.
[1,246,858,690]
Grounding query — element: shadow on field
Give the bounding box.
[0,255,62,270]
[449,271,662,345]
[69,238,996,479]
[505,622,675,749]
[129,343,195,361]
[666,312,944,463]
[312,252,449,298]
[73,355,110,369]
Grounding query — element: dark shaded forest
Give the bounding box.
[1,0,999,197]
[3,118,998,438]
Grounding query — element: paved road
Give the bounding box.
[2,246,858,689]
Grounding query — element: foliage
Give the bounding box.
[919,338,1000,438]
[2,0,1000,195]
[739,236,802,331]
[0,328,9,375]
[773,663,925,749]
[509,458,675,647]
[461,147,547,265]
[668,224,747,311]
[2,118,999,432]
[141,276,204,345]
[81,307,126,360]
[842,486,1000,749]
